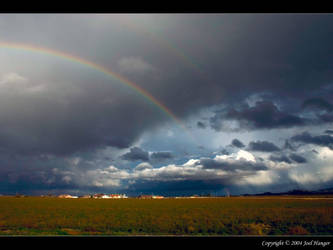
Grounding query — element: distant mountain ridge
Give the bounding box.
[242,187,333,196]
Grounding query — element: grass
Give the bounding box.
[0,196,332,235]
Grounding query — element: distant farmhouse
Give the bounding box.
[56,193,128,199]
[93,193,104,199]
[152,195,164,199]
[109,194,128,199]
[93,193,128,199]
[58,194,78,198]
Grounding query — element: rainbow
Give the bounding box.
[0,41,197,143]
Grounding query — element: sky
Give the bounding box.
[1,14,333,196]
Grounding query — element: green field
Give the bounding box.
[0,196,332,235]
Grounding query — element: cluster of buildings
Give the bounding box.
[56,193,166,199]
[57,193,128,199]
[92,194,128,199]
[58,194,79,198]
[10,193,221,199]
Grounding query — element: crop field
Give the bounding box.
[0,196,332,236]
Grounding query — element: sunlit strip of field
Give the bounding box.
[0,196,332,236]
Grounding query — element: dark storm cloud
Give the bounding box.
[219,148,231,155]
[1,14,333,156]
[325,130,333,135]
[150,151,173,161]
[0,180,79,195]
[283,140,296,151]
[105,14,333,125]
[291,132,333,149]
[248,140,281,152]
[210,101,306,131]
[0,150,90,194]
[301,98,333,123]
[0,89,164,156]
[319,114,333,123]
[200,158,268,171]
[269,155,292,164]
[231,139,245,148]
[126,179,225,196]
[289,153,307,163]
[302,98,333,112]
[122,149,174,163]
[209,111,226,132]
[269,152,306,165]
[121,147,149,162]
[196,121,206,129]
[3,15,333,117]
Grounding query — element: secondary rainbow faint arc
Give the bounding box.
[118,18,217,93]
[0,41,198,144]
[118,18,205,75]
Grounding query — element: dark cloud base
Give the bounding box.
[121,147,149,162]
[248,140,281,152]
[291,132,333,149]
[231,138,245,148]
[126,180,225,196]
